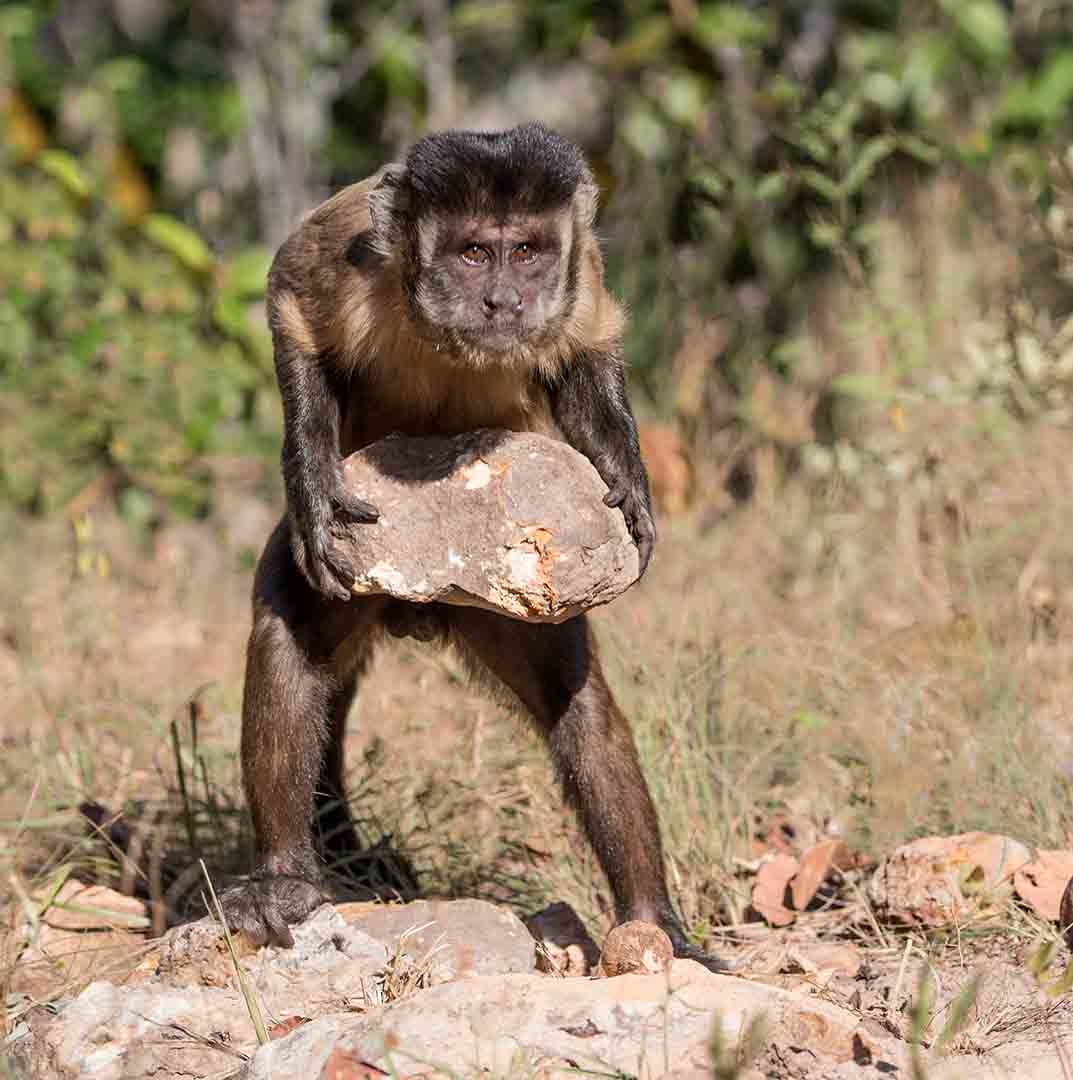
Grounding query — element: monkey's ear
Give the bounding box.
[367,164,408,251]
[574,179,599,228]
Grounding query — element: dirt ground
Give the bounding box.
[5,402,1073,1073]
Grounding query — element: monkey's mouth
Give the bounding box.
[455,318,537,352]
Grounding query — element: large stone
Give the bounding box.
[869,832,1031,927]
[336,430,641,622]
[240,959,906,1079]
[336,898,535,980]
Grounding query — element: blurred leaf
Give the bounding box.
[0,5,35,36]
[799,169,840,203]
[829,374,893,402]
[36,151,91,200]
[944,0,1009,67]
[842,135,897,196]
[861,72,904,114]
[897,135,942,166]
[808,220,842,250]
[212,293,251,340]
[690,4,773,52]
[222,247,272,298]
[610,16,674,68]
[661,72,708,128]
[1036,50,1073,117]
[141,214,213,273]
[754,172,787,202]
[376,29,422,100]
[622,99,671,160]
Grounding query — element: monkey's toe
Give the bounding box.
[659,916,731,973]
[674,940,731,973]
[217,875,328,949]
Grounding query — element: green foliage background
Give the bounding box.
[2,0,1073,520]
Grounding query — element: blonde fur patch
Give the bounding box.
[272,290,318,357]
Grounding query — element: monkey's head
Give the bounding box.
[369,124,598,358]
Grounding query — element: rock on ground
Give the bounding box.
[241,959,906,1080]
[334,897,535,980]
[869,832,1031,927]
[24,897,1073,1080]
[335,430,641,621]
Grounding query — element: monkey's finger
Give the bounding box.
[322,557,358,601]
[307,548,354,602]
[636,532,654,576]
[627,511,656,576]
[333,490,380,524]
[264,913,296,949]
[603,486,627,509]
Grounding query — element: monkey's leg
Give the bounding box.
[314,669,420,898]
[449,609,725,971]
[313,675,361,863]
[218,521,384,947]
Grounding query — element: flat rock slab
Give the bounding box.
[337,429,641,622]
[335,898,535,980]
[241,959,906,1079]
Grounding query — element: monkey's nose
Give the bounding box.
[483,286,523,317]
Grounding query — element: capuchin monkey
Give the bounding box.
[220,124,722,970]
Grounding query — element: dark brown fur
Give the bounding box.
[220,126,720,969]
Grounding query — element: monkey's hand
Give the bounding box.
[290,470,380,601]
[604,475,656,576]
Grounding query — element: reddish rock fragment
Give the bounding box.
[752,853,800,927]
[870,832,1030,927]
[1015,850,1073,922]
[790,839,846,911]
[270,1016,311,1040]
[321,1047,390,1079]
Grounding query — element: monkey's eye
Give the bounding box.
[511,243,538,264]
[460,244,490,266]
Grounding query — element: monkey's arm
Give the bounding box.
[549,355,656,575]
[276,340,379,600]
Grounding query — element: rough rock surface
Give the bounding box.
[4,881,150,999]
[335,430,641,622]
[240,958,906,1080]
[334,898,535,980]
[869,831,1031,927]
[22,895,1073,1080]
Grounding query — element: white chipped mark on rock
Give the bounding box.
[462,459,495,489]
[488,525,558,617]
[353,561,407,594]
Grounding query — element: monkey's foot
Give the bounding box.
[216,874,328,948]
[661,918,731,973]
[673,939,730,973]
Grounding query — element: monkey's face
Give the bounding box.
[414,211,573,354]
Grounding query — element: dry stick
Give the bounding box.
[850,877,890,949]
[199,860,268,1047]
[149,825,166,938]
[890,936,914,1025]
[129,1012,248,1064]
[171,716,199,853]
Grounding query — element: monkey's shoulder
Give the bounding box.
[271,168,392,283]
